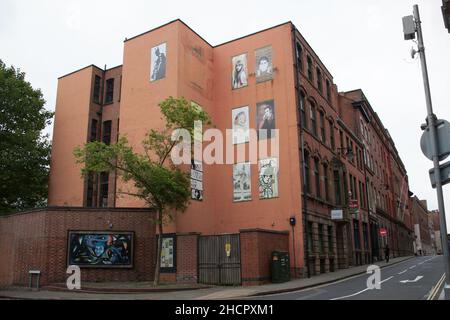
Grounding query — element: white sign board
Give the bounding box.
[331,210,343,220]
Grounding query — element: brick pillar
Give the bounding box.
[240,229,289,286]
[176,233,199,284]
[323,226,330,273]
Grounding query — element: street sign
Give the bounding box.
[420,119,450,161]
[429,160,450,188]
[349,199,359,209]
[380,228,388,237]
[331,210,343,220]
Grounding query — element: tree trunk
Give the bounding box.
[153,209,164,286]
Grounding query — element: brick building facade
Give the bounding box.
[42,19,416,285]
[0,207,156,287]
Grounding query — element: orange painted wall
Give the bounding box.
[48,66,95,206]
[50,21,305,270]
[210,24,304,269]
[115,21,304,268]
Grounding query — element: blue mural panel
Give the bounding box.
[67,231,134,268]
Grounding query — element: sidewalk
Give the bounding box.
[0,256,413,300]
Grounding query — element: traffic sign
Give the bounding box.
[429,160,450,188]
[420,119,450,161]
[380,228,388,237]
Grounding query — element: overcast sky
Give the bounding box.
[2,0,450,231]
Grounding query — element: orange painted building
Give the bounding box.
[49,19,414,285]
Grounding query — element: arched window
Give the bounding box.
[296,42,303,72]
[319,110,326,143]
[323,163,329,201]
[307,55,313,82]
[314,158,320,198]
[304,150,311,194]
[299,92,307,129]
[310,102,317,136]
[316,67,323,93]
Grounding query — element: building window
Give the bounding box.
[329,120,335,150]
[328,226,333,253]
[93,75,101,103]
[304,151,311,194]
[296,42,303,72]
[314,158,320,198]
[316,67,323,93]
[310,102,317,136]
[100,172,109,207]
[334,170,342,206]
[324,163,329,201]
[362,182,366,209]
[359,181,364,209]
[349,174,354,198]
[353,220,361,250]
[339,130,344,150]
[319,111,326,143]
[89,119,98,142]
[307,55,313,82]
[300,92,307,129]
[307,222,313,253]
[318,224,324,253]
[363,223,369,250]
[86,172,95,207]
[326,79,331,101]
[102,120,112,145]
[350,141,354,163]
[105,78,114,104]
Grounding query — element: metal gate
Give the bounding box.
[198,234,241,285]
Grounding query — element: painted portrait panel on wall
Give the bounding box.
[232,106,250,144]
[256,100,276,140]
[259,158,279,199]
[150,42,167,82]
[231,53,248,89]
[233,162,251,202]
[255,46,273,83]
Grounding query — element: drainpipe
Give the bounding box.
[291,24,310,278]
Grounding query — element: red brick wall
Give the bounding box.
[240,229,289,285]
[0,207,156,287]
[176,233,199,283]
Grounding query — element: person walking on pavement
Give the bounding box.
[384,244,390,263]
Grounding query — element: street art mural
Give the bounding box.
[259,157,279,199]
[68,232,133,267]
[255,46,273,83]
[232,106,250,144]
[231,53,248,89]
[233,162,252,202]
[150,42,167,81]
[256,100,276,140]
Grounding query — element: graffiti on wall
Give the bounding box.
[67,232,133,268]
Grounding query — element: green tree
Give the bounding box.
[0,60,53,214]
[74,97,211,285]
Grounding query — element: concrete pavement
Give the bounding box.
[0,256,414,300]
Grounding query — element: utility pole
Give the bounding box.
[403,4,450,299]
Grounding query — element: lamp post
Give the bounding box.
[403,5,450,299]
[443,0,450,32]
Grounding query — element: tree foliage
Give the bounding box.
[74,96,211,284]
[0,60,53,214]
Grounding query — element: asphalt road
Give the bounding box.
[253,255,445,300]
